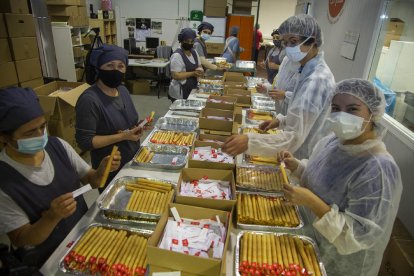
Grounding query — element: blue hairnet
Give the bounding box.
[230,26,240,36]
[334,78,386,122]
[90,44,129,68]
[0,87,44,132]
[178,28,196,42]
[197,22,214,33]
[278,14,323,47]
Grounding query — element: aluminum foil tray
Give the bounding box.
[198,83,224,90]
[236,60,256,69]
[170,111,200,118]
[252,100,276,111]
[243,153,279,166]
[198,78,223,85]
[197,88,223,96]
[236,192,303,230]
[236,164,284,193]
[148,130,197,147]
[155,116,198,132]
[235,231,327,276]
[246,77,268,88]
[133,144,189,170]
[245,109,276,125]
[252,95,272,101]
[98,176,175,223]
[59,223,153,274]
[169,99,205,111]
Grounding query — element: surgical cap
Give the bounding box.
[0,87,44,132]
[197,22,214,33]
[278,14,323,47]
[334,78,386,122]
[178,28,196,42]
[230,26,240,36]
[90,44,129,68]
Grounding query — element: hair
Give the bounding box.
[300,36,316,47]
[271,29,279,37]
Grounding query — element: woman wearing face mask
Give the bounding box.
[0,87,121,266]
[168,28,204,101]
[75,44,140,191]
[222,14,335,160]
[222,26,243,63]
[278,79,402,276]
[261,29,285,84]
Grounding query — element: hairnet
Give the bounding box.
[334,78,386,122]
[197,22,214,33]
[178,28,196,42]
[230,26,240,36]
[90,44,129,68]
[278,14,323,47]
[0,87,44,132]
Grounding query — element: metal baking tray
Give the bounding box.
[235,231,327,276]
[155,117,198,132]
[98,176,175,223]
[169,99,205,111]
[236,164,284,193]
[133,144,189,170]
[236,191,303,230]
[170,111,200,118]
[59,223,153,274]
[245,109,276,125]
[236,60,256,69]
[148,130,197,147]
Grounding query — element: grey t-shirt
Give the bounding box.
[0,138,91,234]
[193,41,206,58]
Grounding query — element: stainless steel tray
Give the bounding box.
[236,164,284,192]
[98,176,175,223]
[155,116,198,132]
[169,99,205,111]
[245,109,276,125]
[235,231,327,276]
[133,144,189,170]
[236,192,303,230]
[148,130,197,147]
[59,222,152,274]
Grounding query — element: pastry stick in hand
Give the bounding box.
[99,145,119,188]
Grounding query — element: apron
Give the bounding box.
[174,48,199,99]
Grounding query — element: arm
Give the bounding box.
[268,61,280,70]
[171,71,198,80]
[200,56,219,70]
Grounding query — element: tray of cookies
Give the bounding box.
[148,130,196,147]
[246,109,276,125]
[154,117,198,132]
[133,144,189,170]
[236,165,284,192]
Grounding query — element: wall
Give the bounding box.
[310,0,384,81]
[389,0,414,42]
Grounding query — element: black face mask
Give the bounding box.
[98,69,124,88]
[182,43,194,51]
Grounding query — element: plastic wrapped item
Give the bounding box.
[180,177,231,200]
[192,146,234,164]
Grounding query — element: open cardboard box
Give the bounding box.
[176,168,236,211]
[188,140,235,170]
[225,88,251,107]
[199,107,234,132]
[199,133,228,144]
[205,95,237,111]
[200,122,239,136]
[222,72,245,83]
[234,106,242,124]
[147,203,232,276]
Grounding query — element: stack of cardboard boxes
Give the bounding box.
[204,0,227,17]
[384,18,405,47]
[0,0,43,89]
[47,0,88,27]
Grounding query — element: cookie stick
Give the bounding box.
[279,235,289,268]
[306,244,321,276]
[293,237,313,274]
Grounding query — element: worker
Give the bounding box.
[260,29,285,84]
[222,26,243,63]
[253,23,263,63]
[0,87,121,266]
[168,27,204,101]
[75,44,141,191]
[222,14,335,159]
[279,79,402,276]
[194,21,225,74]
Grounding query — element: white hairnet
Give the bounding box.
[278,14,323,47]
[334,78,386,122]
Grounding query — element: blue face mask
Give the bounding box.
[201,33,211,41]
[16,128,48,154]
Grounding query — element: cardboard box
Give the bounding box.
[205,95,236,111]
[8,37,38,60]
[19,77,44,89]
[234,106,242,124]
[384,33,401,47]
[176,168,236,211]
[199,108,234,132]
[199,133,228,144]
[77,6,87,17]
[72,46,82,58]
[75,67,84,81]
[147,203,231,276]
[0,62,18,88]
[4,14,36,38]
[387,18,405,35]
[14,58,42,83]
[51,15,79,26]
[47,5,78,16]
[204,0,227,7]
[188,140,235,170]
[0,0,29,14]
[126,79,151,95]
[225,88,251,106]
[0,39,11,64]
[0,14,8,38]
[46,0,79,5]
[71,35,81,45]
[223,72,245,82]
[34,81,89,153]
[199,122,239,136]
[204,6,226,17]
[77,0,87,6]
[379,238,414,276]
[205,42,225,55]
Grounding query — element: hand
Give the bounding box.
[123,126,143,141]
[44,193,77,221]
[194,70,204,77]
[259,119,279,131]
[221,135,248,156]
[256,83,267,93]
[277,151,299,172]
[283,183,315,207]
[99,150,121,173]
[268,89,286,101]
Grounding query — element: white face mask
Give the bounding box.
[201,33,210,41]
[285,36,312,62]
[327,112,371,140]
